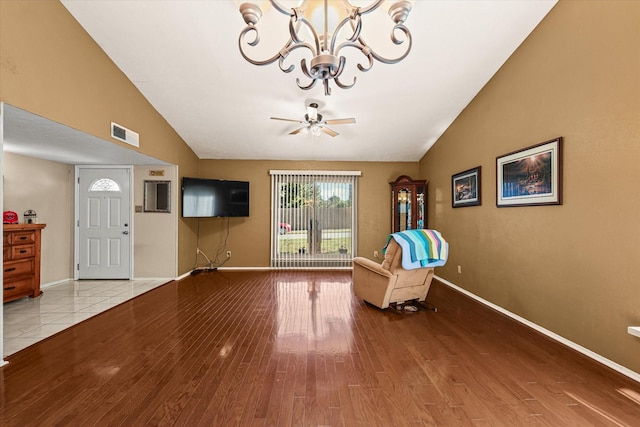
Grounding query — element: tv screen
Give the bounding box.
[182,177,249,218]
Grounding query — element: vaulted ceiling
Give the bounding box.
[58,0,557,162]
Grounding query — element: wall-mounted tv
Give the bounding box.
[182,177,250,218]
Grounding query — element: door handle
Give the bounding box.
[122,231,129,235]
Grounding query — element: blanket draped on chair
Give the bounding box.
[384,229,449,269]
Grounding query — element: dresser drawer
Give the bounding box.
[3,224,46,303]
[3,258,35,279]
[3,277,36,300]
[10,244,35,260]
[10,231,36,245]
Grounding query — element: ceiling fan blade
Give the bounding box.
[271,117,304,123]
[324,118,356,125]
[321,127,339,137]
[289,127,305,135]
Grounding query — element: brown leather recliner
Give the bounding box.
[352,239,435,309]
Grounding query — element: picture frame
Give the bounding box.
[496,137,563,207]
[452,166,481,208]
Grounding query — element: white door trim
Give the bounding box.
[74,165,134,280]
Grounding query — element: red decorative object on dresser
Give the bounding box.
[3,223,46,303]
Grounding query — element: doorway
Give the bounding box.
[76,166,132,279]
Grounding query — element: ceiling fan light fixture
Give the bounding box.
[272,102,355,137]
[307,103,319,122]
[238,0,414,96]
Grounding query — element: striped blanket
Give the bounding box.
[384,229,449,270]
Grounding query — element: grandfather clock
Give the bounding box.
[390,175,427,232]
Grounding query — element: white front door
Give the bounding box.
[77,166,132,279]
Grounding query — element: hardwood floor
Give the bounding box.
[1,270,639,426]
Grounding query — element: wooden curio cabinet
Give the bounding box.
[390,175,427,233]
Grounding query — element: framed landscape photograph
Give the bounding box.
[496,137,563,207]
[452,166,481,208]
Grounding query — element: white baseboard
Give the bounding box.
[434,275,640,384]
[177,271,193,281]
[182,266,350,278]
[41,278,74,289]
[41,277,175,288]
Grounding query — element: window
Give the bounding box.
[270,170,360,268]
[89,178,120,192]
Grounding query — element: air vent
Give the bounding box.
[110,122,139,147]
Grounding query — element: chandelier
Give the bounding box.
[238,0,413,96]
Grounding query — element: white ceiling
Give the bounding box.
[42,1,556,163]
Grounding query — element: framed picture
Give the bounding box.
[452,166,481,208]
[496,137,563,207]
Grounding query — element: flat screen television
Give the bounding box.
[182,177,250,218]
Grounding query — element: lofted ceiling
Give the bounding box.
[56,0,557,163]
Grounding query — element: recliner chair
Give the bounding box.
[352,238,435,310]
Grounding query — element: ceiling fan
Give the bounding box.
[271,103,356,137]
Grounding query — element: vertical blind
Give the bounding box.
[270,170,360,268]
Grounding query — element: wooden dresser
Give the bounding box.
[3,223,46,303]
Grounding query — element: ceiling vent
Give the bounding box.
[110,122,139,147]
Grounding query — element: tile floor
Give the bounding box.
[3,279,170,357]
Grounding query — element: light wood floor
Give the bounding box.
[2,270,639,426]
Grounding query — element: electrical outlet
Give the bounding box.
[457,265,462,274]
[227,251,231,258]
[374,250,379,258]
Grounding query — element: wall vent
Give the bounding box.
[110,122,139,147]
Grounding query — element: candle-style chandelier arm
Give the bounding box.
[238,26,286,66]
[239,12,320,72]
[343,0,385,15]
[333,73,357,90]
[328,12,360,53]
[331,15,374,73]
[296,73,318,91]
[271,0,307,16]
[290,15,321,54]
[278,41,316,73]
[331,40,374,74]
[352,23,412,66]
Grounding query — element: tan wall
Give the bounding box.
[2,152,74,283]
[0,0,200,275]
[133,165,178,278]
[420,1,640,373]
[195,160,419,267]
